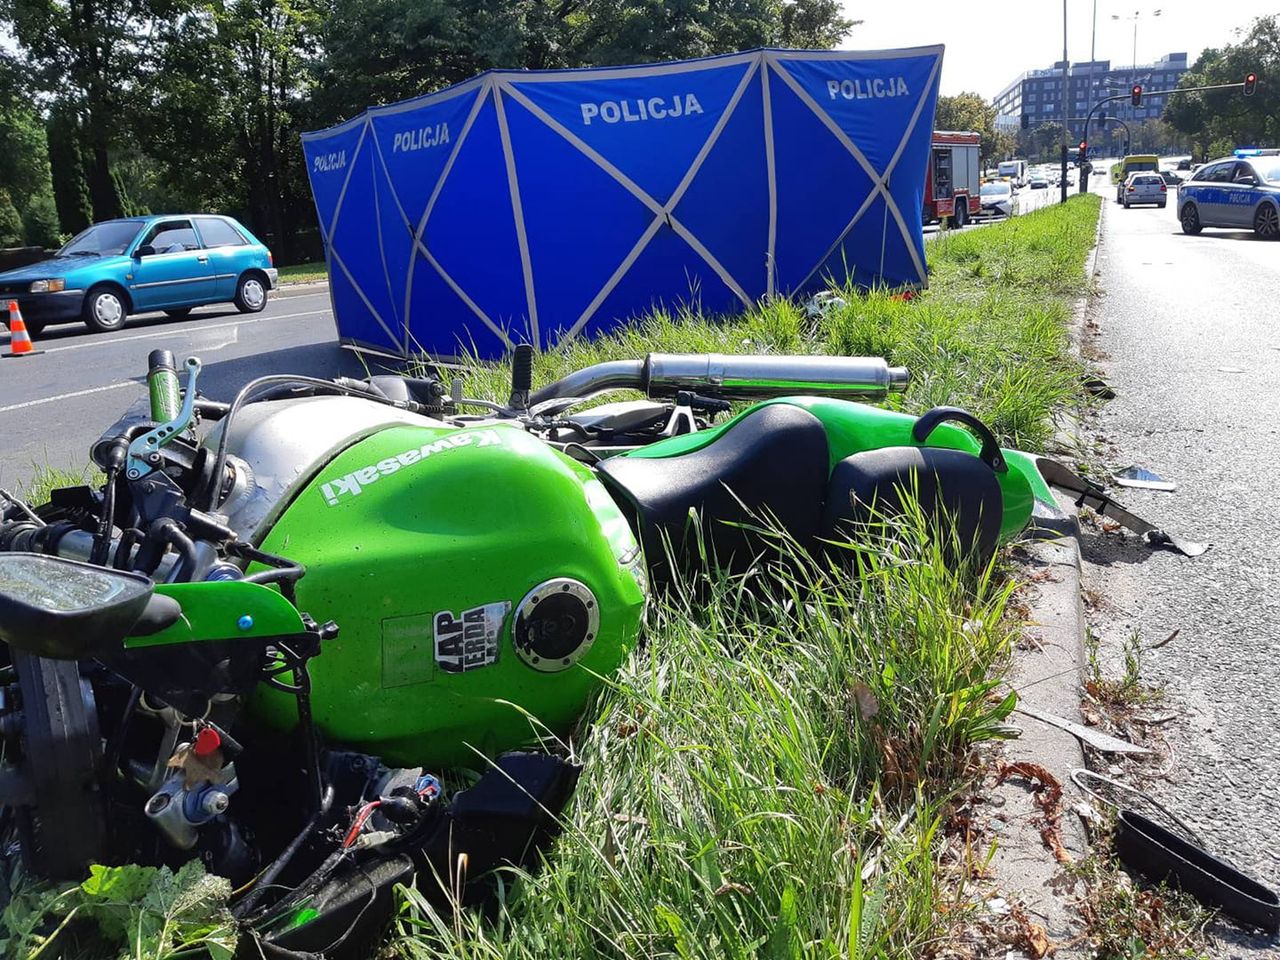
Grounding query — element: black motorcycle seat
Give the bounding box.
[820,446,1003,568]
[597,404,831,581]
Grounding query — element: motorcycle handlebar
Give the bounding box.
[528,353,909,406]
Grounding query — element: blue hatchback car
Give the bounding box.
[0,215,278,335]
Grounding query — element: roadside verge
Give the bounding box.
[979,194,1106,958]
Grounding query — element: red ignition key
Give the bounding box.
[193,726,222,758]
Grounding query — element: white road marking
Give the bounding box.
[0,380,136,414]
[36,307,331,354]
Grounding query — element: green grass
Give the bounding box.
[387,196,1103,958]
[438,194,1100,452]
[276,260,327,284]
[9,465,97,504]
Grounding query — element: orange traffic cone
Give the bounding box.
[5,302,42,358]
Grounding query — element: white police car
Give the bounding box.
[1177,149,1280,239]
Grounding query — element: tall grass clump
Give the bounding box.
[392,506,1020,959]
[432,194,1100,453]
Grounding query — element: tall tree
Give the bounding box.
[0,190,25,247]
[1164,15,1279,157]
[933,91,1006,167]
[313,0,853,122]
[0,0,174,219]
[138,0,323,259]
[46,103,94,235]
[0,59,63,244]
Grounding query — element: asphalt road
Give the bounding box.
[922,176,1062,236]
[1081,183,1280,954]
[0,286,367,492]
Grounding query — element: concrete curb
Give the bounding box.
[981,198,1105,957]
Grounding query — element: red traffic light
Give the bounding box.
[1131,84,1143,106]
[1079,141,1087,151]
[1244,72,1257,96]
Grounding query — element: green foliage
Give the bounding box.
[277,260,329,284]
[316,0,853,121]
[1070,827,1211,959]
[46,105,93,236]
[0,861,236,960]
[933,91,1013,167]
[0,189,25,247]
[1164,14,1280,155]
[19,192,61,247]
[0,69,60,245]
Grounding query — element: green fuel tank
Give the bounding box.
[247,420,646,768]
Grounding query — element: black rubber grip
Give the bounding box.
[512,343,534,395]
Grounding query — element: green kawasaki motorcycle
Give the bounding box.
[0,348,1178,954]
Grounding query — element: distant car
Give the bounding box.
[979,180,1015,218]
[1118,172,1167,208]
[0,215,278,336]
[1176,158,1192,171]
[1177,153,1280,238]
[1158,171,1183,187]
[1029,178,1049,190]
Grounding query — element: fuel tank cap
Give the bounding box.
[513,578,599,672]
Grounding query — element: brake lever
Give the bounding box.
[126,357,201,480]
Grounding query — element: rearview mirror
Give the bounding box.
[135,244,157,258]
[0,554,155,659]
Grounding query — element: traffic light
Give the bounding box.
[1244,72,1257,97]
[1131,84,1143,106]
[1078,141,1088,164]
[1021,113,1029,130]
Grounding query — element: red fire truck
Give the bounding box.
[923,130,981,227]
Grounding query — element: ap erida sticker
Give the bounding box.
[434,602,509,673]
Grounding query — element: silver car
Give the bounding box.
[979,180,1014,218]
[1177,152,1280,239]
[1117,172,1167,208]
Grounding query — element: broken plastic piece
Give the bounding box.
[1081,374,1116,399]
[1113,465,1176,491]
[1116,810,1280,934]
[1035,457,1208,557]
[1014,703,1151,755]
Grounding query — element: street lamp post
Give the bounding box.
[1112,8,1162,73]
[1061,0,1069,204]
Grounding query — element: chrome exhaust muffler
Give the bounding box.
[530,353,909,405]
[643,353,909,400]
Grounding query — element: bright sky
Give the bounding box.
[839,0,1275,97]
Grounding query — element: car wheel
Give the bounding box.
[234,273,268,313]
[164,308,192,320]
[20,317,46,338]
[1158,202,1166,209]
[1180,203,1202,235]
[82,287,127,333]
[1253,203,1280,240]
[1123,199,1130,208]
[950,201,968,229]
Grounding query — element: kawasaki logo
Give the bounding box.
[320,430,503,506]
